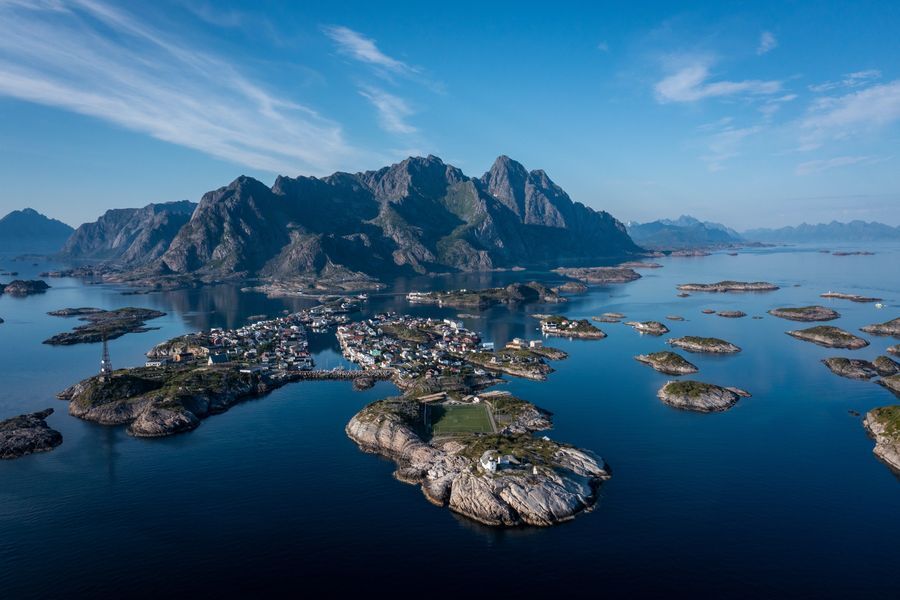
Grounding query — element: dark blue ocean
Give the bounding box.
[1,245,898,598]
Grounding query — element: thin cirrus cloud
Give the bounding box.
[655,62,782,103]
[808,69,881,93]
[757,31,777,55]
[322,25,418,77]
[0,0,357,175]
[358,86,417,135]
[800,80,900,149]
[795,155,872,175]
[700,125,762,172]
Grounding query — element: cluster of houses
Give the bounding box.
[336,313,486,382]
[145,313,313,373]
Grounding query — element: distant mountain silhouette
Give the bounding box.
[627,215,743,249]
[743,220,900,243]
[0,208,73,254]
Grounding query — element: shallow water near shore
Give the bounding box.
[1,244,899,598]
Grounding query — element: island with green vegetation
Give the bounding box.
[875,356,900,376]
[593,312,625,323]
[863,405,900,473]
[668,336,741,353]
[624,320,670,335]
[0,408,62,459]
[861,317,900,337]
[716,310,747,318]
[406,282,563,309]
[821,357,880,380]
[878,374,900,396]
[539,315,607,339]
[0,279,50,296]
[768,306,840,322]
[44,307,166,345]
[551,266,641,284]
[657,380,750,412]
[676,281,778,293]
[635,351,698,375]
[786,326,869,349]
[345,391,610,527]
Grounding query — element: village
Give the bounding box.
[145,312,315,375]
[336,312,558,384]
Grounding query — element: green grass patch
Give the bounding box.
[431,403,493,434]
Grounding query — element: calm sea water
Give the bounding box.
[1,245,898,598]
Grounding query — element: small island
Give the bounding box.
[624,320,670,335]
[592,312,625,323]
[786,326,869,349]
[406,282,563,309]
[0,408,63,459]
[617,261,662,269]
[863,406,900,473]
[44,307,166,345]
[889,345,899,356]
[635,351,698,375]
[0,279,50,296]
[832,251,875,256]
[820,291,881,303]
[346,392,610,527]
[877,374,900,396]
[553,281,588,294]
[551,266,641,284]
[875,356,900,376]
[821,357,879,380]
[669,336,741,353]
[657,380,750,412]
[716,310,746,318]
[539,316,606,339]
[768,306,840,322]
[676,281,779,293]
[861,318,900,337]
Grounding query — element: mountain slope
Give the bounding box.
[146,155,639,285]
[743,220,900,243]
[0,209,73,254]
[60,201,196,265]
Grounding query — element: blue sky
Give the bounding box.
[0,0,898,228]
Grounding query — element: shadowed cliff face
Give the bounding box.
[60,200,195,264]
[82,155,641,282]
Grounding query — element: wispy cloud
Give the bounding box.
[322,25,416,76]
[757,31,777,55]
[655,61,782,103]
[0,0,359,175]
[809,70,881,93]
[800,80,900,149]
[359,86,417,134]
[700,125,762,171]
[795,155,872,175]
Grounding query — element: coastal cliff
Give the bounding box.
[345,396,610,527]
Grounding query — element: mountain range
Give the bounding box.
[60,155,641,288]
[0,209,73,254]
[627,215,744,249]
[742,220,900,243]
[60,201,196,264]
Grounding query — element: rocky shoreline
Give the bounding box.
[861,318,900,337]
[0,279,50,296]
[863,406,900,473]
[786,326,869,349]
[768,306,840,322]
[0,408,63,459]
[551,266,641,284]
[624,320,670,335]
[635,351,698,375]
[820,292,881,303]
[44,307,166,345]
[345,394,610,527]
[657,380,750,412]
[407,282,563,309]
[669,336,741,353]
[676,280,778,293]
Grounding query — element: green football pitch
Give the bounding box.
[430,403,494,434]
